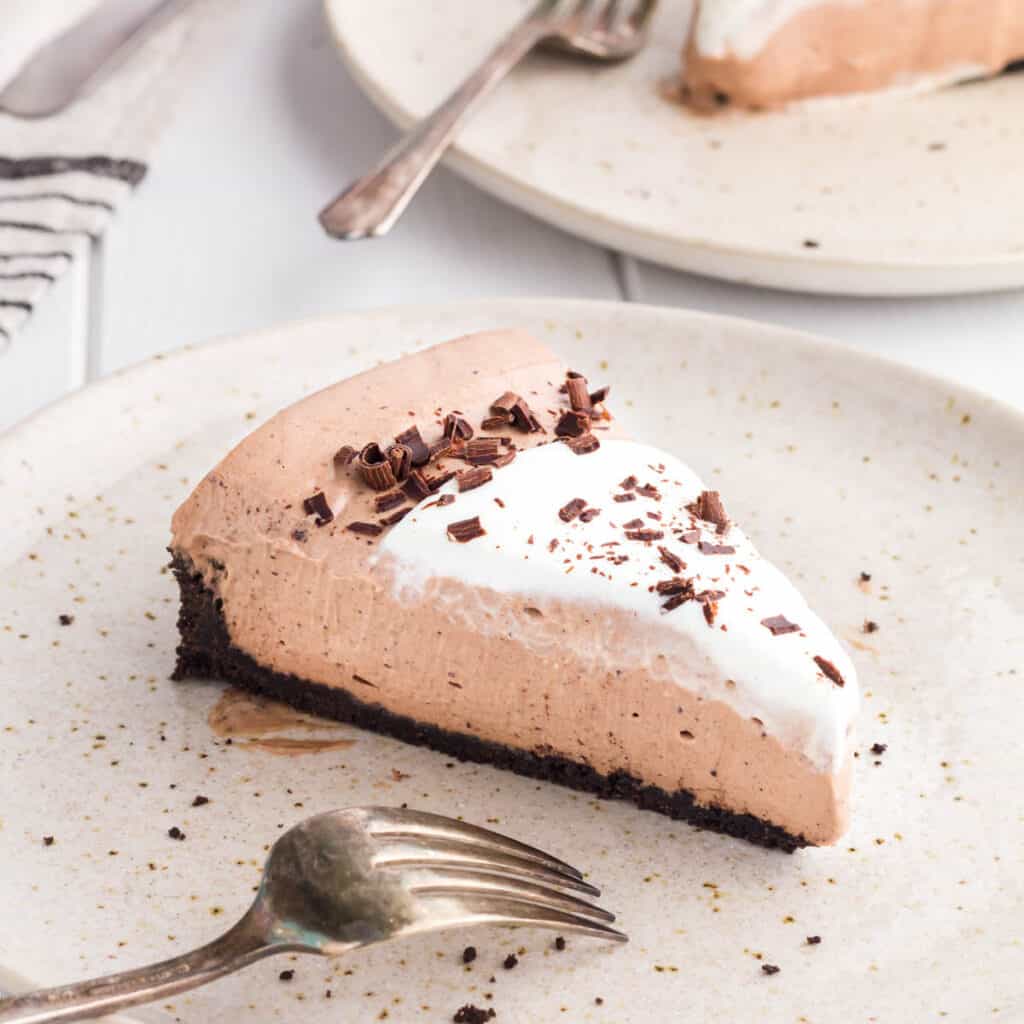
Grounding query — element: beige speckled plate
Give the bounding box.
[325,0,1024,297]
[2,300,1022,1023]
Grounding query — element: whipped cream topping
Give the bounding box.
[693,0,867,59]
[379,440,858,772]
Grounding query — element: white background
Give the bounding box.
[3,0,1023,433]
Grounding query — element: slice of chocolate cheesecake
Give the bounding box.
[171,329,858,851]
[683,0,1024,111]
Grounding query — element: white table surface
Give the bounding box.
[4,0,1023,435]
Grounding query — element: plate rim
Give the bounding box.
[323,0,1024,298]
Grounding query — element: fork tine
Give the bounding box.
[367,807,587,882]
[372,835,601,896]
[424,892,629,943]
[404,865,617,922]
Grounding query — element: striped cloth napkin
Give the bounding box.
[0,0,235,347]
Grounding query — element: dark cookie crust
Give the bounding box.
[171,554,808,852]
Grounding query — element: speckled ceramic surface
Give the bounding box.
[2,300,1022,1023]
[325,0,1024,296]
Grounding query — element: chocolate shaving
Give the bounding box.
[347,521,383,537]
[447,516,486,543]
[436,494,456,507]
[661,578,696,611]
[427,470,457,492]
[380,507,411,527]
[699,541,736,555]
[678,529,700,544]
[690,490,730,534]
[428,438,453,460]
[814,655,845,687]
[565,371,592,412]
[493,449,517,468]
[333,445,357,470]
[374,491,406,513]
[394,425,430,466]
[657,577,694,596]
[620,475,638,490]
[559,498,588,523]
[659,546,685,573]
[481,414,511,431]
[761,615,800,636]
[579,507,601,523]
[302,491,333,526]
[492,391,543,433]
[443,413,474,442]
[386,443,413,483]
[613,492,636,502]
[554,409,591,438]
[696,589,726,627]
[589,385,610,405]
[458,467,493,492]
[464,437,500,465]
[636,483,661,500]
[623,518,645,529]
[565,433,600,455]
[625,529,664,541]
[359,442,396,491]
[401,470,432,502]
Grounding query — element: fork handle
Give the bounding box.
[319,12,549,239]
[0,911,276,1023]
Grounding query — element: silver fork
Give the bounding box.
[0,807,625,1023]
[319,0,656,240]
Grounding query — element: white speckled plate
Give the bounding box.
[2,300,1022,1023]
[325,0,1024,296]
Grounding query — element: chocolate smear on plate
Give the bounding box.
[448,516,486,543]
[302,491,333,526]
[814,655,845,687]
